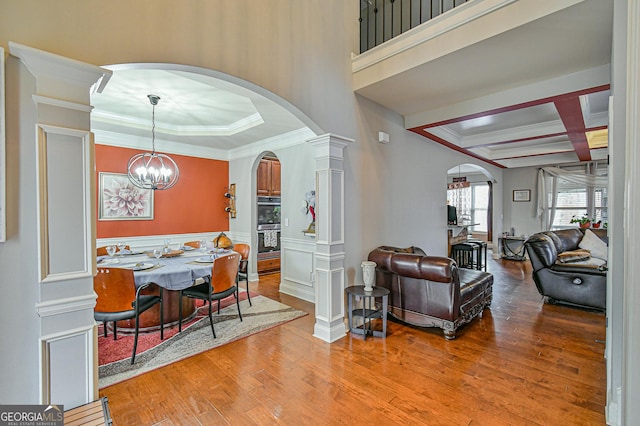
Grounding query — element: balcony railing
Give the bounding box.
[359,0,471,53]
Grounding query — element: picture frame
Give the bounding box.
[513,189,531,202]
[99,172,154,220]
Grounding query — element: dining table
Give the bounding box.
[97,247,235,331]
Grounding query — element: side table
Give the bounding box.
[498,236,527,261]
[345,286,390,339]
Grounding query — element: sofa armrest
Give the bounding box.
[368,248,454,283]
[550,263,607,276]
[525,234,558,270]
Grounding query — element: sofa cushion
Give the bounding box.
[579,229,608,260]
[557,249,591,263]
[458,269,492,304]
[549,229,584,252]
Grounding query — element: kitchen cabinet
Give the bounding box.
[258,257,280,274]
[257,158,281,196]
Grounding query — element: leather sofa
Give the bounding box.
[524,229,607,311]
[367,246,493,339]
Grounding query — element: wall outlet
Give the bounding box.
[284,217,289,226]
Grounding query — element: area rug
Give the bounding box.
[98,295,307,388]
[97,292,253,366]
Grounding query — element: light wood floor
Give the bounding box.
[99,255,606,425]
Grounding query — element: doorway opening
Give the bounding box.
[447,164,496,255]
[256,151,281,275]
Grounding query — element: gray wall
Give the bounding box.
[502,167,542,238]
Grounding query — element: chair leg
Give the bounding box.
[103,322,108,338]
[113,322,118,340]
[208,299,216,338]
[236,290,243,322]
[131,312,140,365]
[217,299,221,314]
[159,292,164,340]
[246,279,252,306]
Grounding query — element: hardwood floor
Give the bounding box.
[99,254,606,425]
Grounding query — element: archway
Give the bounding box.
[447,163,497,250]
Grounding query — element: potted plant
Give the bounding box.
[570,215,593,229]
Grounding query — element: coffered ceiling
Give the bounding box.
[353,0,613,169]
[91,65,312,157]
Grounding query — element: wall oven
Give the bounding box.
[257,196,281,259]
[257,196,281,227]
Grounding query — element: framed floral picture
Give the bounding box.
[99,172,154,220]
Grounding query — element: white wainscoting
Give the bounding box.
[39,325,94,407]
[280,236,316,303]
[97,232,228,253]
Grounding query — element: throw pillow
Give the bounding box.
[579,229,608,260]
[557,249,592,263]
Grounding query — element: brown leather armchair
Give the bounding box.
[368,246,493,339]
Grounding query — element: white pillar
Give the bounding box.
[307,134,352,343]
[8,42,111,408]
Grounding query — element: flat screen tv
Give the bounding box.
[447,205,457,225]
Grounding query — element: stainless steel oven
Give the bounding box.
[257,196,281,227]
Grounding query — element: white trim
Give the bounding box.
[92,110,264,136]
[39,325,95,405]
[93,129,229,161]
[9,41,112,97]
[32,95,94,113]
[622,0,640,423]
[35,294,97,318]
[0,47,5,243]
[36,125,94,283]
[228,127,317,160]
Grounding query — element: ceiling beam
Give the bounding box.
[554,96,592,161]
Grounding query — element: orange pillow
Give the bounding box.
[557,249,591,263]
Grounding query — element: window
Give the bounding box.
[447,181,489,232]
[471,183,489,233]
[549,164,608,229]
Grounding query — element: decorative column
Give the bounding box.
[307,134,352,343]
[8,42,111,408]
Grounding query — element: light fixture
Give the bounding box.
[127,94,180,190]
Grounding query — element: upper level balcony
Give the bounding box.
[359,0,471,54]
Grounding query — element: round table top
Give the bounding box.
[345,285,390,297]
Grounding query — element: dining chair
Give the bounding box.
[233,243,252,306]
[93,267,164,364]
[183,241,201,249]
[97,245,130,256]
[178,253,242,338]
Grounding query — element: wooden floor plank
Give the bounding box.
[100,255,606,425]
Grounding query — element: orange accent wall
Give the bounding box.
[96,145,229,238]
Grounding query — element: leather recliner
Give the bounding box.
[367,246,493,339]
[524,229,607,311]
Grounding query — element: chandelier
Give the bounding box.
[127,94,180,190]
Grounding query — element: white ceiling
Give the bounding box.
[354,0,613,169]
[91,65,311,155]
[91,1,613,169]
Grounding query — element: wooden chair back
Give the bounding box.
[183,241,201,249]
[211,253,240,294]
[234,243,250,274]
[94,267,137,313]
[97,245,130,256]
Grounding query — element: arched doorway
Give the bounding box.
[447,163,497,253]
[255,151,281,275]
